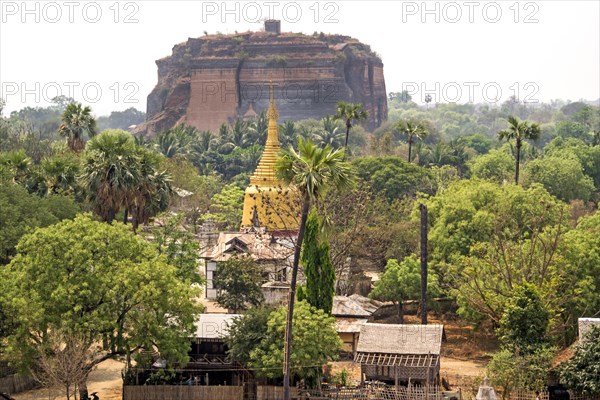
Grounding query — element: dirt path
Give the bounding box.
[13,359,124,400]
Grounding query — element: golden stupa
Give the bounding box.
[241,82,299,231]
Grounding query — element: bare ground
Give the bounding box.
[13,359,124,400]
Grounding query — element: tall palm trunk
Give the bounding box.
[515,139,521,184]
[408,138,413,163]
[283,199,311,400]
[344,121,351,148]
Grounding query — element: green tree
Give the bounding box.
[469,149,515,183]
[0,215,201,397]
[462,133,494,154]
[226,306,272,366]
[351,156,435,202]
[369,256,430,323]
[213,256,264,313]
[82,130,140,223]
[0,183,79,264]
[395,119,428,163]
[150,213,204,284]
[301,209,335,314]
[497,116,541,184]
[525,155,595,202]
[248,301,341,384]
[333,101,368,148]
[58,102,97,152]
[487,347,556,398]
[206,183,245,231]
[560,326,600,396]
[498,284,550,354]
[276,137,353,399]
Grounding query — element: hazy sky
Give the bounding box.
[1,0,599,116]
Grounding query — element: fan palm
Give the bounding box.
[279,121,298,148]
[156,124,199,158]
[275,137,354,400]
[313,116,344,148]
[333,101,368,148]
[497,116,541,184]
[128,149,173,231]
[395,119,428,163]
[58,102,96,152]
[82,130,140,223]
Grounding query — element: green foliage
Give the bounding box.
[206,183,244,230]
[0,183,78,264]
[559,213,600,339]
[469,149,515,183]
[487,347,556,395]
[525,154,595,201]
[59,102,97,152]
[83,130,172,227]
[276,137,354,203]
[0,215,201,375]
[560,326,600,395]
[301,209,335,314]
[248,301,341,381]
[497,115,541,184]
[498,284,550,354]
[333,102,368,148]
[369,256,437,322]
[462,133,494,154]
[150,213,204,284]
[394,119,429,162]
[352,157,435,202]
[213,256,264,313]
[226,306,272,366]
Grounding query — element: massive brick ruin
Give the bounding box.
[137,21,387,136]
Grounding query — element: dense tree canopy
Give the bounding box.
[213,256,264,313]
[0,215,201,391]
[247,301,341,382]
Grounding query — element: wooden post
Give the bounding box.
[420,203,428,325]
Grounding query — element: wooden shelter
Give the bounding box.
[354,323,445,386]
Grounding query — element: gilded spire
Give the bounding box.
[267,80,279,121]
[248,80,280,186]
[241,80,299,231]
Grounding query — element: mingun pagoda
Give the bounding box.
[135,20,387,136]
[241,82,299,231]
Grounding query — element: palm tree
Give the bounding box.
[497,116,541,184]
[448,138,470,176]
[155,124,199,158]
[279,120,298,148]
[275,138,354,400]
[313,116,345,148]
[82,130,140,223]
[128,148,172,231]
[58,103,96,152]
[395,119,428,163]
[428,142,453,166]
[333,101,368,148]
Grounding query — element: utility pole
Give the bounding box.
[420,203,428,325]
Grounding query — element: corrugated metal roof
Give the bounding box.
[335,318,368,333]
[357,323,444,355]
[201,232,292,262]
[332,295,383,317]
[194,314,241,339]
